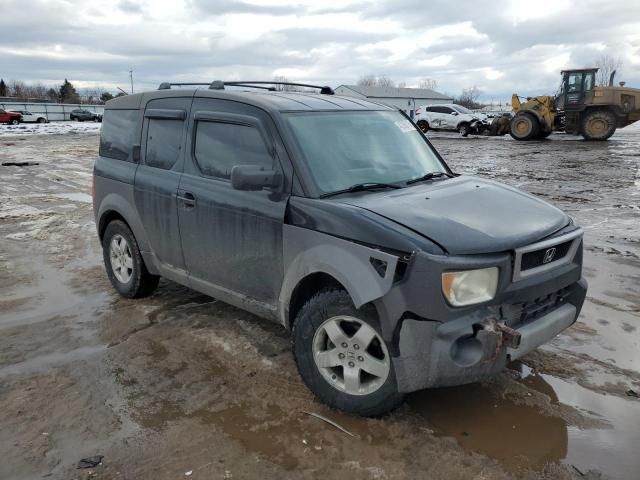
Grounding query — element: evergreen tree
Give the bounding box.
[100,92,114,103]
[59,79,80,103]
[0,79,6,97]
[47,88,59,101]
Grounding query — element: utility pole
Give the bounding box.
[129,70,134,94]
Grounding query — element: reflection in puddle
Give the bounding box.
[408,363,640,479]
[408,377,568,472]
[544,375,640,480]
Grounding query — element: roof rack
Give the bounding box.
[158,80,334,95]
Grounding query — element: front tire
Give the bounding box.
[581,109,616,141]
[292,289,404,416]
[458,122,470,137]
[10,118,19,125]
[510,112,540,140]
[417,120,430,133]
[102,220,159,298]
[37,117,46,123]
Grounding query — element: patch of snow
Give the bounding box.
[0,121,102,137]
[51,192,93,204]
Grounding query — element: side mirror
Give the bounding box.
[231,165,279,191]
[450,111,459,116]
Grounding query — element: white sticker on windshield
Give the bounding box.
[394,119,415,133]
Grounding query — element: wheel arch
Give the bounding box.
[279,226,398,330]
[96,192,151,253]
[98,209,129,240]
[286,272,346,330]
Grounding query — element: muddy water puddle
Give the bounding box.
[407,365,640,479]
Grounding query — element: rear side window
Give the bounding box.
[145,119,183,170]
[194,122,272,179]
[100,109,138,161]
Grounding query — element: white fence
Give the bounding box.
[0,102,105,122]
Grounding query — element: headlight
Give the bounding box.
[442,267,498,307]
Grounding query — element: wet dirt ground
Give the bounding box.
[0,127,638,480]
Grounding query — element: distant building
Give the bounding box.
[334,85,453,117]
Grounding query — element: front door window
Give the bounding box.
[567,73,584,93]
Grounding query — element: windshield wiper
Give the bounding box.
[320,182,402,198]
[406,171,453,185]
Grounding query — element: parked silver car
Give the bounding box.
[415,104,489,135]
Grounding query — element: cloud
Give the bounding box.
[0,0,638,100]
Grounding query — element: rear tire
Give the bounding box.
[292,289,405,417]
[417,120,430,133]
[37,117,46,123]
[510,112,540,140]
[102,220,159,298]
[581,109,616,141]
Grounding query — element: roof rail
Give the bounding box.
[158,80,334,95]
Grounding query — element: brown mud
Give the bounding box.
[0,129,638,479]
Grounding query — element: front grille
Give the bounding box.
[521,240,573,271]
[512,228,582,282]
[501,287,572,327]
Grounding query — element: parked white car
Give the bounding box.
[414,104,488,136]
[12,110,48,123]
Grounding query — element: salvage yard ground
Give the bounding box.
[0,124,639,480]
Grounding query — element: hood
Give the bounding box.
[335,176,569,254]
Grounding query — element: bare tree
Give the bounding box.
[356,74,377,87]
[8,80,26,98]
[397,81,407,88]
[455,85,483,109]
[594,54,623,86]
[376,75,395,88]
[356,74,395,88]
[419,78,438,90]
[273,75,299,92]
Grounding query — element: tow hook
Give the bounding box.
[475,319,522,362]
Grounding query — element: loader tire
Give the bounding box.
[581,109,616,141]
[510,112,540,140]
[538,129,552,139]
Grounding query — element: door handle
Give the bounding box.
[177,191,196,208]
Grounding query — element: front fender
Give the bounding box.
[278,225,398,326]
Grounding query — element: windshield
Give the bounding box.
[452,105,473,114]
[285,111,446,194]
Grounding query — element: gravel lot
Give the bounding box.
[0,125,638,480]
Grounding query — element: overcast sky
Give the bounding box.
[2,0,639,100]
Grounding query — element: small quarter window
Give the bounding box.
[194,122,272,179]
[145,119,183,170]
[99,109,138,161]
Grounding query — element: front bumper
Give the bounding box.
[374,230,587,393]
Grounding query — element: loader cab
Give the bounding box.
[556,68,597,110]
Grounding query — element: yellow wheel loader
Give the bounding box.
[510,68,640,140]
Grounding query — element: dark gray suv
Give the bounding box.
[70,108,102,122]
[93,81,587,416]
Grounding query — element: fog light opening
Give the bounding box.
[450,335,483,367]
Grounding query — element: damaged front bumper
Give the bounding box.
[374,231,587,393]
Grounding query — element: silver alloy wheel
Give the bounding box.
[109,234,134,284]
[312,315,390,396]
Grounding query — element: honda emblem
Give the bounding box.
[543,247,557,264]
